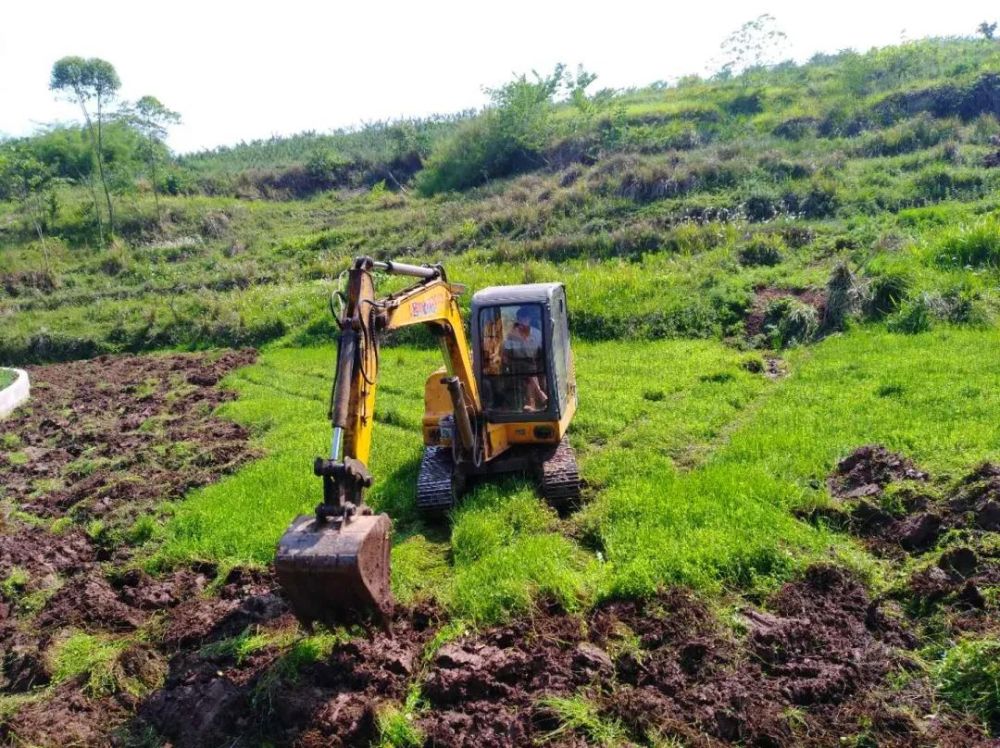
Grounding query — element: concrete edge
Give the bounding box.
[0,368,30,419]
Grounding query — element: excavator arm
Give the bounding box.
[276,256,481,628]
[329,257,481,479]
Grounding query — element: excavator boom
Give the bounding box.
[274,257,481,628]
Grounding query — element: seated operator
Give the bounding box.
[502,306,549,412]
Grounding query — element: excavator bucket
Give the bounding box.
[275,512,393,628]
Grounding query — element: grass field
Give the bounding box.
[156,327,1000,624]
[0,368,14,391]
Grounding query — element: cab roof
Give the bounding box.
[471,282,564,308]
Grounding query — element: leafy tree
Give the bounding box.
[715,14,789,82]
[978,21,997,40]
[417,65,590,194]
[50,56,121,242]
[123,96,180,223]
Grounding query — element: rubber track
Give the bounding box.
[416,446,456,512]
[540,436,581,508]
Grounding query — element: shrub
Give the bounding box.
[417,67,568,194]
[763,297,818,347]
[857,114,951,157]
[912,166,984,203]
[888,294,934,333]
[797,179,840,218]
[934,217,1000,268]
[738,235,785,266]
[866,271,911,318]
[936,637,1000,727]
[743,188,781,222]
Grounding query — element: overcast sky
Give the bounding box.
[1,1,995,154]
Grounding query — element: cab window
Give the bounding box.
[479,304,550,414]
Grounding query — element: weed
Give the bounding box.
[1,567,29,599]
[936,637,1000,726]
[200,625,297,665]
[375,686,425,748]
[540,694,629,746]
[934,216,1000,268]
[49,632,134,697]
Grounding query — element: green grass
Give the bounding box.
[936,636,1000,727]
[0,369,14,390]
[154,327,1000,624]
[5,39,1000,366]
[539,694,630,746]
[49,632,138,697]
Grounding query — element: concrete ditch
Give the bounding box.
[0,368,30,418]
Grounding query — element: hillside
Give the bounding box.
[1,35,1000,747]
[2,38,1000,363]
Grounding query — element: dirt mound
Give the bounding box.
[825,452,1000,647]
[38,576,148,632]
[829,444,929,499]
[0,682,133,746]
[411,574,985,747]
[138,604,437,748]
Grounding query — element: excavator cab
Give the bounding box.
[417,282,580,512]
[471,283,575,423]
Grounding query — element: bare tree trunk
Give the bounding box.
[149,138,162,226]
[78,104,106,247]
[95,95,115,235]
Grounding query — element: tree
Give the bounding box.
[50,56,121,241]
[0,146,56,272]
[124,96,180,223]
[978,21,997,40]
[715,14,789,82]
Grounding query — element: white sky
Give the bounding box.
[1,1,996,154]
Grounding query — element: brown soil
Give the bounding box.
[413,570,989,747]
[821,448,1000,649]
[0,350,257,745]
[828,444,929,500]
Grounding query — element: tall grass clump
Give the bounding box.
[764,297,819,347]
[936,637,1000,728]
[933,217,1000,268]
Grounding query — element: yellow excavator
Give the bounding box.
[275,257,579,627]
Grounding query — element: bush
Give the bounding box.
[936,637,1000,727]
[912,166,985,203]
[934,217,1000,268]
[857,114,951,157]
[888,294,934,333]
[417,67,567,194]
[866,270,911,318]
[763,297,819,347]
[742,188,781,222]
[738,235,785,266]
